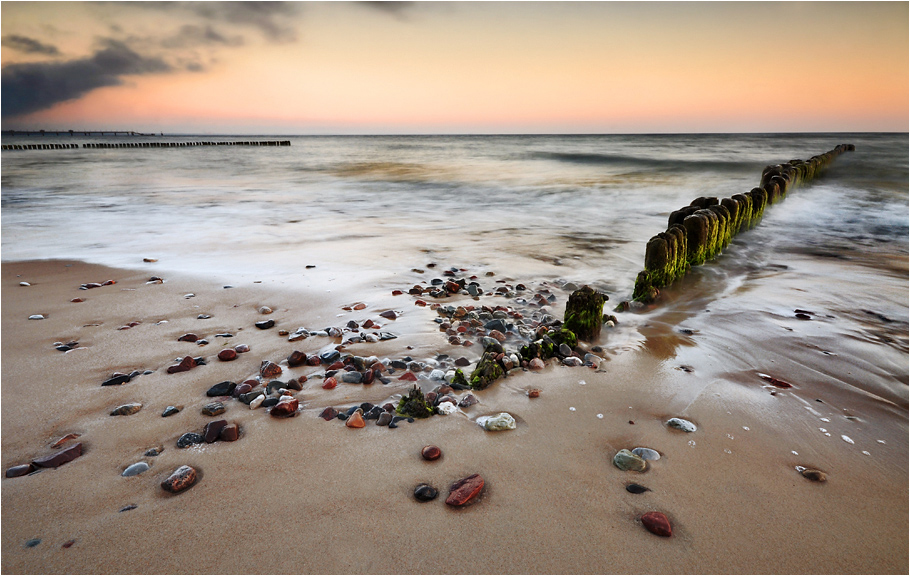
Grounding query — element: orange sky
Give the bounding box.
[2,2,907,133]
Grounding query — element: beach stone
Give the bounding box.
[204,420,228,443]
[110,403,142,416]
[144,446,164,457]
[167,356,196,374]
[219,423,239,442]
[613,449,647,472]
[801,469,827,482]
[445,474,484,506]
[25,539,41,547]
[217,349,237,361]
[414,483,439,502]
[528,389,541,398]
[249,394,266,409]
[342,371,363,384]
[33,443,83,468]
[458,394,479,407]
[437,401,458,415]
[178,333,199,342]
[666,418,697,432]
[262,397,279,408]
[322,377,337,389]
[201,402,225,416]
[161,465,198,494]
[285,378,303,391]
[626,483,650,494]
[287,351,307,367]
[255,319,275,330]
[6,463,36,478]
[233,383,252,397]
[478,412,516,431]
[454,357,470,367]
[632,447,661,461]
[346,410,366,428]
[319,407,338,421]
[121,462,150,477]
[376,412,393,426]
[258,306,273,314]
[176,433,204,448]
[529,358,545,371]
[379,310,398,320]
[270,398,299,418]
[260,361,282,378]
[28,314,45,320]
[102,373,132,386]
[234,343,250,353]
[320,350,341,364]
[197,314,211,320]
[641,511,672,537]
[422,445,442,461]
[206,381,236,397]
[162,405,182,417]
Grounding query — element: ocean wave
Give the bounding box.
[525,151,761,173]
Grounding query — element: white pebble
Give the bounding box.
[862,450,871,456]
[436,401,457,415]
[687,440,696,447]
[28,314,45,320]
[820,417,830,422]
[569,407,576,412]
[249,394,265,409]
[792,451,799,456]
[596,413,604,419]
[742,426,750,431]
[184,293,195,299]
[259,306,273,314]
[727,434,734,440]
[841,435,854,444]
[724,449,732,454]
[877,439,886,444]
[19,282,30,286]
[578,380,586,385]
[819,428,827,433]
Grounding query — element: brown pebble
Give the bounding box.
[219,423,239,442]
[801,469,827,482]
[270,398,299,418]
[32,443,83,469]
[641,511,672,537]
[70,298,84,303]
[445,474,484,506]
[345,410,366,428]
[203,420,228,443]
[528,389,541,398]
[167,356,196,374]
[6,463,36,478]
[161,465,198,494]
[62,539,76,549]
[260,360,282,378]
[217,349,237,361]
[421,445,442,461]
[177,333,199,342]
[287,350,307,367]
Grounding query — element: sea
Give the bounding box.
[2,132,908,408]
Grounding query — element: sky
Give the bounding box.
[1,1,907,134]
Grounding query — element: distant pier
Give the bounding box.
[3,129,156,136]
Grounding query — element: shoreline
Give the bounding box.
[2,258,907,574]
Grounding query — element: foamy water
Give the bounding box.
[3,132,907,406]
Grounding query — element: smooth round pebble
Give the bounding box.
[414,484,438,502]
[121,462,150,477]
[666,417,697,432]
[631,447,661,461]
[421,445,442,461]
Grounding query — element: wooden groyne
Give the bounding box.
[1,141,291,151]
[628,143,855,304]
[3,130,154,136]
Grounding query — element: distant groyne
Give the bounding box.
[627,143,856,305]
[1,140,291,150]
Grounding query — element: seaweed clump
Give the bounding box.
[396,385,434,419]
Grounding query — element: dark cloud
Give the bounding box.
[1,34,61,56]
[161,25,244,49]
[1,39,171,118]
[139,1,300,43]
[359,1,414,17]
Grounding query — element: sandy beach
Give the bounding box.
[2,258,906,574]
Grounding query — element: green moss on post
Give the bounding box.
[731,193,752,234]
[469,351,504,390]
[563,286,606,341]
[708,204,732,250]
[632,270,658,302]
[683,213,709,265]
[748,187,767,227]
[720,197,741,237]
[396,385,434,418]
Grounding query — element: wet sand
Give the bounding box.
[2,259,907,574]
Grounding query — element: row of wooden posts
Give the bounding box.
[631,143,856,302]
[1,141,291,151]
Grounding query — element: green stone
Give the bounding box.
[613,449,647,472]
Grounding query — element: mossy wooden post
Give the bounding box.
[720,197,741,237]
[764,180,781,204]
[666,224,688,281]
[748,187,767,228]
[668,205,699,228]
[731,193,753,233]
[683,212,708,265]
[697,209,720,259]
[708,204,732,250]
[563,286,607,341]
[469,351,504,390]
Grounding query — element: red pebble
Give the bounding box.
[421,445,442,461]
[641,511,672,537]
[270,398,299,418]
[167,356,196,374]
[218,349,237,361]
[306,355,322,366]
[399,371,417,381]
[322,377,337,389]
[415,300,427,307]
[445,474,484,506]
[71,298,84,303]
[392,290,403,296]
[327,361,345,371]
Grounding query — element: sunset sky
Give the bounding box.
[2,1,907,134]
